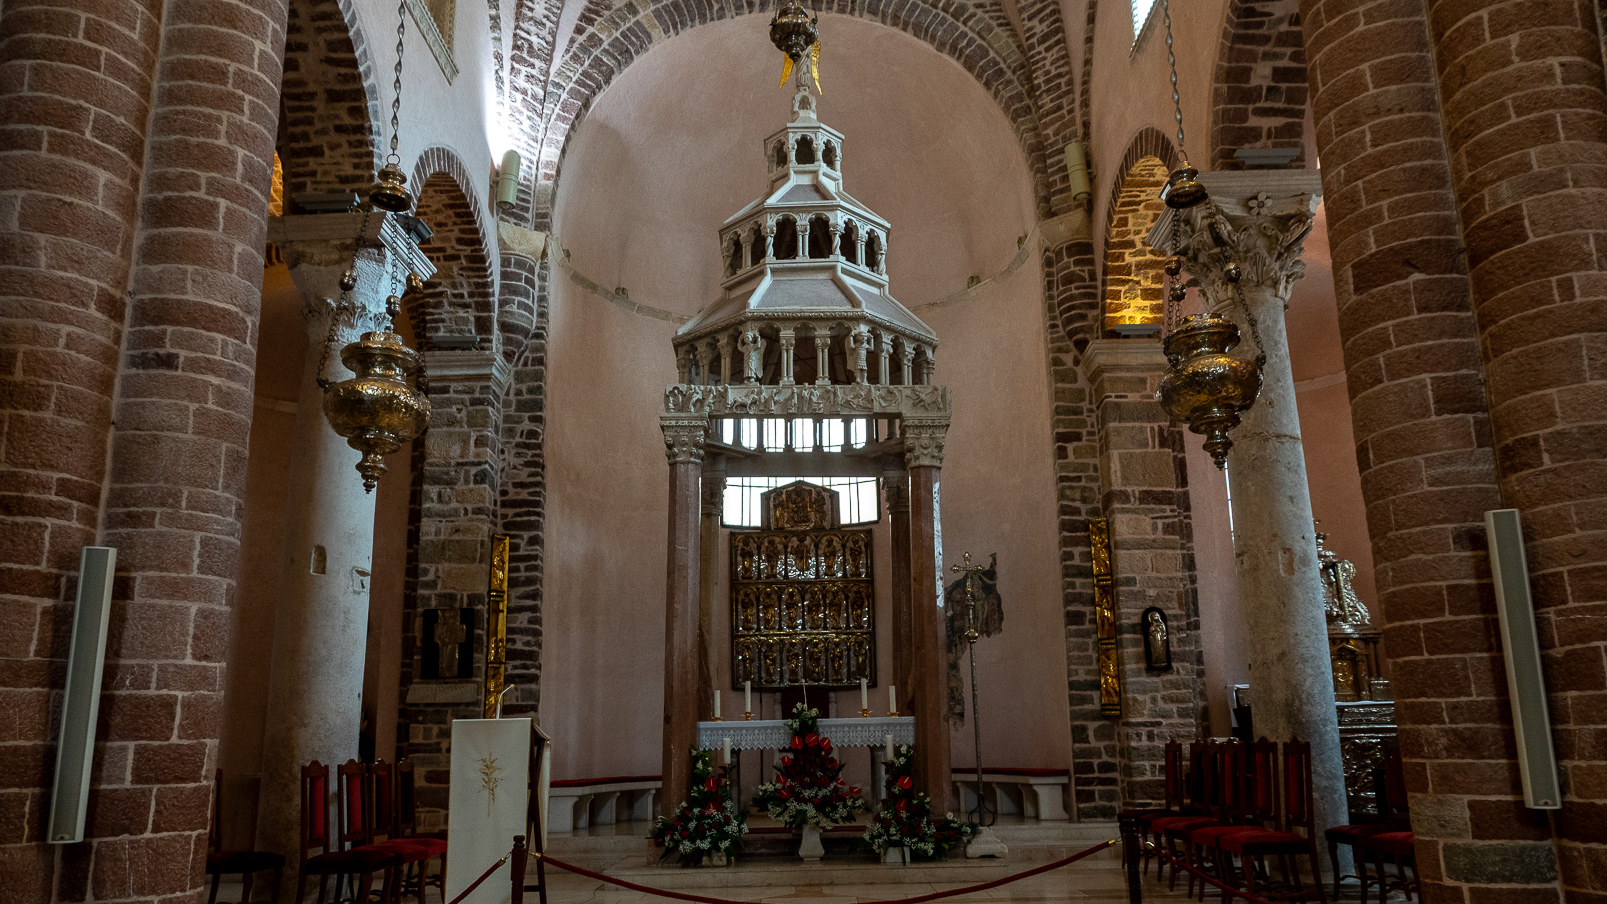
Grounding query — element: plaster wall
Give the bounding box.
[540,14,1070,782]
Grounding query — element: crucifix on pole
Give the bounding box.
[951,552,995,827]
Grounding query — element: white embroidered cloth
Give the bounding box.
[697,716,914,750]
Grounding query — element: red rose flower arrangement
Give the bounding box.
[751,704,867,828]
[649,748,747,866]
[862,744,978,860]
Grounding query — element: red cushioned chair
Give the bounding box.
[1192,738,1281,902]
[1154,741,1223,892]
[1357,830,1415,904]
[1132,739,1187,876]
[205,769,284,904]
[1324,743,1407,899]
[298,760,399,904]
[1219,740,1326,904]
[360,759,447,904]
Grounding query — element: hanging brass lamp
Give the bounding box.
[769,0,820,89]
[323,295,430,492]
[369,161,413,212]
[1156,313,1262,469]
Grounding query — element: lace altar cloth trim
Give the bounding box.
[697,716,914,750]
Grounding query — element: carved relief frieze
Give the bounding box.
[663,383,951,418]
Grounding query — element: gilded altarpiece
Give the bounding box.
[731,482,876,689]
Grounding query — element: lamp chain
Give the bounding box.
[316,207,375,390]
[390,0,406,163]
[1161,0,1189,166]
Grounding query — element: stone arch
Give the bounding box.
[411,146,497,287]
[536,4,1051,222]
[1208,0,1308,171]
[277,0,384,197]
[1100,129,1178,332]
[409,164,496,350]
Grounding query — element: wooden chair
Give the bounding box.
[205,769,284,904]
[1154,740,1223,891]
[1357,830,1416,904]
[1134,740,1187,876]
[361,759,447,904]
[1218,739,1327,904]
[1324,743,1408,898]
[298,760,399,904]
[1192,737,1280,902]
[1186,739,1250,900]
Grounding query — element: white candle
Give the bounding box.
[885,734,894,760]
[860,678,868,710]
[723,737,732,764]
[744,680,752,713]
[889,684,897,713]
[714,689,721,719]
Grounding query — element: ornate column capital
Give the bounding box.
[272,211,436,344]
[1147,171,1323,303]
[902,417,949,469]
[700,468,726,515]
[661,415,708,465]
[882,472,910,512]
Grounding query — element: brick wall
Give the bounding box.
[1421,0,1607,897]
[1102,155,1170,329]
[1210,0,1308,171]
[278,0,380,197]
[0,0,287,896]
[1298,0,1548,900]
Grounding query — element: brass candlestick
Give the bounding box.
[859,708,871,718]
[888,710,899,717]
[743,711,755,721]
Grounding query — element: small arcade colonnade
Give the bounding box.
[659,382,952,815]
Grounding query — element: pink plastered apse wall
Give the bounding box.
[541,14,1071,781]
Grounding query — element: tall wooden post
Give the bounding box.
[904,417,950,812]
[661,415,707,815]
[884,471,913,706]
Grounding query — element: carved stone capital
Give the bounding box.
[882,473,910,512]
[273,211,437,345]
[301,294,393,347]
[661,415,708,465]
[1147,171,1323,305]
[701,470,727,514]
[902,417,949,470]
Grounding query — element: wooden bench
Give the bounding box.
[952,767,1071,820]
[547,775,660,831]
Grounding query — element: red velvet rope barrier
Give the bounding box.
[536,839,1116,904]
[444,850,512,904]
[1143,842,1276,904]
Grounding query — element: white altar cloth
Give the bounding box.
[697,716,914,750]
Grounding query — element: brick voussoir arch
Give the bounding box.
[278,0,386,196]
[535,0,1053,217]
[1099,128,1178,273]
[410,146,501,344]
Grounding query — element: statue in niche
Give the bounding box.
[738,329,764,384]
[1142,607,1172,671]
[422,607,476,679]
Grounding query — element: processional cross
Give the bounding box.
[951,552,995,825]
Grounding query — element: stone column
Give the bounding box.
[699,462,727,720]
[779,330,797,386]
[883,472,914,706]
[1157,171,1346,843]
[904,417,951,811]
[660,415,707,815]
[815,333,830,385]
[1083,339,1203,808]
[256,212,432,872]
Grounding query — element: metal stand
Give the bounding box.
[953,553,995,827]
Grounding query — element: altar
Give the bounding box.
[697,715,914,750]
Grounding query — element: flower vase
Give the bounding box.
[798,824,825,860]
[881,846,909,865]
[710,851,729,867]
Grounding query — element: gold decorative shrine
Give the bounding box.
[1091,517,1121,717]
[483,534,510,717]
[731,481,875,689]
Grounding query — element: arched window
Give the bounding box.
[795,135,816,165]
[774,142,788,170]
[865,232,883,271]
[807,214,832,259]
[841,221,859,265]
[774,217,799,259]
[823,141,838,169]
[728,235,744,274]
[751,225,768,261]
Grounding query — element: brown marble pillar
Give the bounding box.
[661,416,707,815]
[884,471,913,707]
[698,465,726,720]
[904,418,951,812]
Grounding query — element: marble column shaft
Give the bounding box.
[884,473,914,707]
[905,418,951,812]
[256,212,433,876]
[1155,171,1347,845]
[698,465,726,721]
[661,416,707,816]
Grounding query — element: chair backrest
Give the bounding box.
[371,759,396,842]
[1242,738,1280,826]
[1186,740,1211,811]
[1382,742,1409,823]
[396,758,418,836]
[337,759,372,849]
[1163,739,1185,811]
[210,768,225,853]
[1199,740,1227,817]
[1281,738,1315,836]
[300,760,332,862]
[1216,739,1248,821]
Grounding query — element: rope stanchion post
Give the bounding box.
[1119,813,1143,904]
[512,835,528,904]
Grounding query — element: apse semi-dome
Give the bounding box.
[672,85,939,388]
